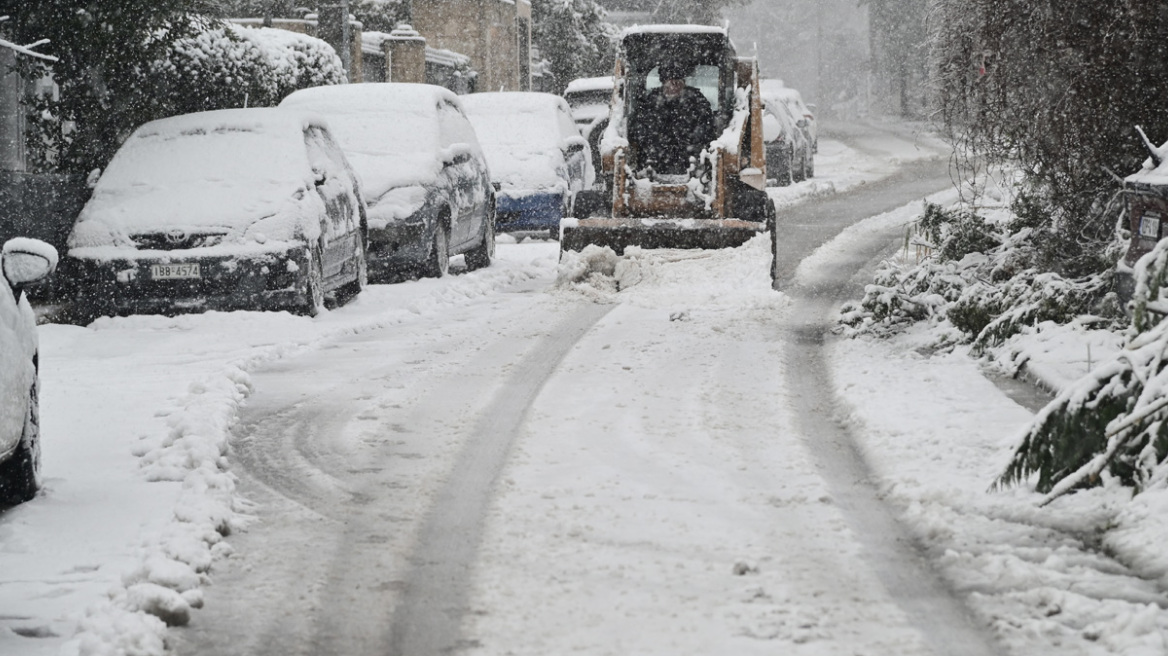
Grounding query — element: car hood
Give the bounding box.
[480,144,567,195]
[68,185,326,252]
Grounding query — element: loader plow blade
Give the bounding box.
[560,217,766,254]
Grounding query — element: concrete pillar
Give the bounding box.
[318,3,363,83]
[386,24,426,84]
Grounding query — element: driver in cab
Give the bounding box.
[631,61,717,176]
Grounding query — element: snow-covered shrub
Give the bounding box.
[154,21,343,115]
[841,201,1124,349]
[243,25,344,100]
[155,21,278,113]
[917,201,1000,262]
[999,237,1168,496]
[953,270,1113,352]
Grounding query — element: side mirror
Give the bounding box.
[443,143,473,166]
[3,238,59,299]
[562,136,588,155]
[313,169,327,186]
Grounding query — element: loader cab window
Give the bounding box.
[644,64,721,111]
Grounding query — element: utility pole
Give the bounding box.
[340,0,351,76]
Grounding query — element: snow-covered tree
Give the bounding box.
[532,0,618,93]
[864,0,929,118]
[932,0,1168,276]
[5,1,345,175]
[0,0,224,174]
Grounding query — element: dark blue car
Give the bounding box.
[462,93,593,239]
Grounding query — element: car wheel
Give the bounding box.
[805,150,815,178]
[465,211,495,271]
[0,379,41,506]
[299,245,325,316]
[336,231,367,305]
[793,149,806,182]
[421,217,450,278]
[779,146,794,187]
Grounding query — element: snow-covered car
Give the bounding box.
[63,108,368,318]
[761,97,811,186]
[0,238,57,506]
[563,76,614,131]
[766,84,818,154]
[280,83,495,280]
[462,92,594,237]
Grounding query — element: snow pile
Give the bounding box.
[554,245,654,298]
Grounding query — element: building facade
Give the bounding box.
[410,0,533,92]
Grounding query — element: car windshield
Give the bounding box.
[105,125,304,193]
[564,89,611,110]
[464,102,561,151]
[304,110,443,199]
[74,123,308,242]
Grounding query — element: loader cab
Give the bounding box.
[621,28,738,173]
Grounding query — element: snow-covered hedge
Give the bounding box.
[839,201,1119,350]
[153,22,344,115]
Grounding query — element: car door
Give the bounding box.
[303,125,362,287]
[437,100,483,247]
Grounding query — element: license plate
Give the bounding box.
[1140,214,1161,239]
[150,263,201,280]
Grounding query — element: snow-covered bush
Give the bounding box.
[841,201,1124,349]
[19,11,342,174]
[999,237,1168,497]
[153,21,343,115]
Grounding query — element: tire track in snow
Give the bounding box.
[386,301,614,656]
[780,180,1001,656]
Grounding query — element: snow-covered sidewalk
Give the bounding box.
[812,203,1168,655]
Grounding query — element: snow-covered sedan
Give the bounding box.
[280,83,496,280]
[462,92,593,238]
[0,238,57,506]
[64,108,368,317]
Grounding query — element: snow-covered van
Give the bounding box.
[280,83,496,280]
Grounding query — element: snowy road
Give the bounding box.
[15,121,1163,656]
[170,123,970,656]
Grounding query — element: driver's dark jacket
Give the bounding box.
[630,86,717,174]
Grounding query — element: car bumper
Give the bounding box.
[496,192,564,232]
[366,219,434,279]
[65,245,311,315]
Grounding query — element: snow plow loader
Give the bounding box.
[561,25,776,254]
